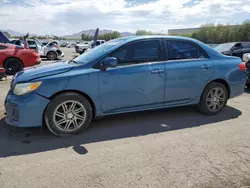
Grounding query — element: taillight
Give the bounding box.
[239,62,246,71]
[0,68,5,73]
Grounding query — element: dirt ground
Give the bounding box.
[0,48,250,187]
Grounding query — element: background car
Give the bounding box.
[5,36,246,137]
[243,53,250,88]
[214,42,250,59]
[0,43,41,74]
[75,40,106,54]
[10,39,64,60]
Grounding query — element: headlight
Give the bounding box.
[13,82,42,95]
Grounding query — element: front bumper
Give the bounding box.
[5,91,50,127]
[57,50,64,59]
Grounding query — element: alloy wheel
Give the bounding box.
[206,87,226,112]
[53,100,87,132]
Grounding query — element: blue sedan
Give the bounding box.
[5,36,247,136]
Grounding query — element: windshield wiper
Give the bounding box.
[68,59,78,64]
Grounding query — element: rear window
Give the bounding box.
[167,40,208,60]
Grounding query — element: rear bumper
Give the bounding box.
[5,92,50,127]
[229,80,246,99]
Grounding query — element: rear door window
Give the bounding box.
[166,40,208,60]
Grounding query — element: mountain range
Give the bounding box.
[62,29,134,38]
[1,29,135,38]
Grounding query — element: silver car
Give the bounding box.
[10,39,64,60]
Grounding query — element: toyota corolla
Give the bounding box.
[4,36,247,136]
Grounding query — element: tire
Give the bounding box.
[3,58,23,75]
[198,82,228,115]
[46,51,57,60]
[79,49,86,55]
[44,92,93,137]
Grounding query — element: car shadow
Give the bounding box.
[0,105,242,158]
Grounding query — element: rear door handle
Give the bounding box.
[151,69,164,75]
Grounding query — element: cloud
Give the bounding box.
[0,0,250,35]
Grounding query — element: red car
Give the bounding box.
[0,43,41,75]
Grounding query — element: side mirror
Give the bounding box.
[243,53,250,63]
[100,57,117,70]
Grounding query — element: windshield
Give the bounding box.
[214,43,236,52]
[74,38,128,64]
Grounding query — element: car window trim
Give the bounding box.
[164,39,210,62]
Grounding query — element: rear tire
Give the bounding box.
[3,58,23,75]
[46,51,57,60]
[198,82,228,115]
[44,92,93,137]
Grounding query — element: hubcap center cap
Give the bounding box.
[213,97,217,102]
[67,113,74,119]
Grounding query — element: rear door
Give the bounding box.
[163,39,214,104]
[34,39,45,55]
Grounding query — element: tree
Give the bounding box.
[135,30,153,35]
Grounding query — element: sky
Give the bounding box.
[0,0,250,36]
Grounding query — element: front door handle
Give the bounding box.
[201,64,210,70]
[151,69,164,75]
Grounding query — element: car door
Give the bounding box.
[99,39,166,113]
[163,39,214,104]
[34,39,45,55]
[27,40,37,51]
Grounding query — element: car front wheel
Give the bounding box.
[198,82,228,115]
[46,51,57,60]
[44,92,93,137]
[4,58,23,75]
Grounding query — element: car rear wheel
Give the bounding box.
[46,51,57,60]
[3,58,23,75]
[198,82,228,115]
[44,92,93,137]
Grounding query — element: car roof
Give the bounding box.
[108,35,225,59]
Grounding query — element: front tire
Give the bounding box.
[3,58,23,75]
[44,92,93,137]
[198,82,228,115]
[79,49,86,55]
[46,51,57,60]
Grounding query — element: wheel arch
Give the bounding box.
[47,90,96,118]
[203,78,231,98]
[46,50,58,57]
[3,57,24,68]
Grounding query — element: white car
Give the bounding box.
[75,40,106,54]
[10,39,64,60]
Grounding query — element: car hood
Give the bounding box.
[13,61,75,83]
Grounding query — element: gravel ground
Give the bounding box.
[0,48,250,188]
